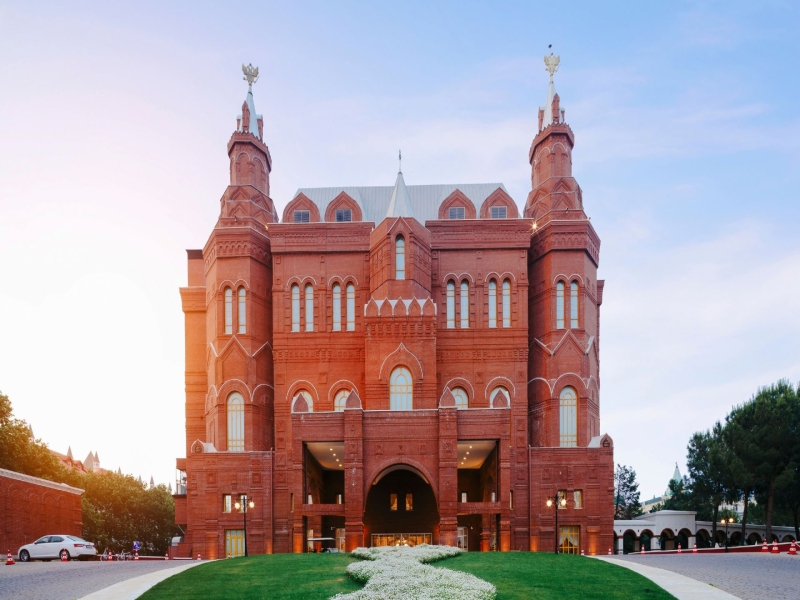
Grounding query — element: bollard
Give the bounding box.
[692,543,697,553]
[5,550,14,566]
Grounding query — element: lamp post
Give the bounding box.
[546,490,567,554]
[234,495,255,557]
[721,517,734,553]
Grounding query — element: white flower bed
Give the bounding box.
[330,544,496,600]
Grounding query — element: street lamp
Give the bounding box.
[234,494,255,557]
[721,517,734,553]
[546,490,567,554]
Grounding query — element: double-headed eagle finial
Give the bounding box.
[242,63,259,89]
[544,51,560,82]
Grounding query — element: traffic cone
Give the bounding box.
[134,550,139,561]
[228,552,231,559]
[678,544,682,554]
[61,551,68,562]
[692,543,697,553]
[108,550,113,562]
[581,549,585,556]
[762,540,768,552]
[196,552,201,560]
[789,540,797,555]
[6,550,14,565]
[640,544,644,554]
[608,546,612,555]
[164,551,169,561]
[771,541,779,554]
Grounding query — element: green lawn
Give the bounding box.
[139,552,674,600]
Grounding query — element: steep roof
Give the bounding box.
[292,182,509,223]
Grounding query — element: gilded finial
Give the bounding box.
[242,63,259,89]
[544,51,560,82]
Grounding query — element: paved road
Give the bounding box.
[0,559,193,600]
[614,553,800,600]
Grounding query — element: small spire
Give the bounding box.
[386,166,414,219]
[67,446,73,460]
[150,476,155,488]
[398,149,402,174]
[540,50,564,131]
[238,63,262,140]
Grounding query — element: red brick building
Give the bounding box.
[174,57,614,559]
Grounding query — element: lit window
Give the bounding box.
[395,236,405,280]
[558,489,567,509]
[502,279,510,328]
[405,494,413,511]
[490,386,509,408]
[390,367,413,410]
[390,493,398,511]
[335,208,352,222]
[559,526,580,554]
[461,492,468,503]
[560,387,577,447]
[291,284,300,332]
[490,206,507,219]
[446,281,455,328]
[332,284,341,331]
[460,281,469,328]
[451,387,468,410]
[570,281,579,328]
[238,287,246,334]
[305,284,314,331]
[334,389,348,412]
[224,288,233,334]
[293,210,310,223]
[574,490,583,509]
[488,280,497,328]
[449,206,465,219]
[556,282,565,329]
[227,392,244,452]
[222,494,232,513]
[346,283,355,331]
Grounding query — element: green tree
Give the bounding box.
[614,464,643,519]
[658,476,694,512]
[725,380,800,541]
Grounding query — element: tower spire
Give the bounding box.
[238,64,262,139]
[540,51,564,131]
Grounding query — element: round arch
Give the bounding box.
[365,458,439,505]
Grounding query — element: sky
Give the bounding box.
[0,1,798,498]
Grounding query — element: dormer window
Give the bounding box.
[335,209,352,222]
[293,210,310,223]
[490,206,507,219]
[449,206,465,220]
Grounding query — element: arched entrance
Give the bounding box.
[364,466,439,547]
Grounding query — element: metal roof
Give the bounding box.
[292,181,510,223]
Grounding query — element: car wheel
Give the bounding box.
[60,549,70,561]
[19,550,30,562]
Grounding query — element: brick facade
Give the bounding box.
[174,66,614,558]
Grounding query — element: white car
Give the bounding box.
[17,535,98,562]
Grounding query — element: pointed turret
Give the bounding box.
[386,161,414,219]
[67,446,73,460]
[150,476,155,488]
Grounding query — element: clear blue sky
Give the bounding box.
[0,1,798,497]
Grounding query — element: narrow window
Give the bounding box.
[556,282,565,329]
[395,236,405,280]
[293,210,310,223]
[222,494,232,513]
[332,284,341,331]
[446,281,455,328]
[490,206,507,219]
[305,284,314,331]
[238,287,246,334]
[574,490,583,509]
[390,493,398,511]
[460,281,469,328]
[510,490,514,510]
[227,392,244,452]
[488,279,497,328]
[451,387,468,410]
[502,279,511,328]
[291,284,300,332]
[335,208,352,222]
[334,389,349,412]
[570,281,579,328]
[346,283,355,331]
[560,386,577,447]
[449,206,465,219]
[461,492,468,503]
[405,493,413,511]
[224,288,233,334]
[390,367,413,410]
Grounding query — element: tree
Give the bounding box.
[658,476,694,512]
[725,380,800,541]
[614,464,643,519]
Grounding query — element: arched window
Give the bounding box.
[305,284,314,332]
[332,284,341,331]
[451,387,468,410]
[227,392,244,452]
[460,281,469,328]
[346,283,355,331]
[224,288,233,334]
[395,236,405,280]
[292,390,313,412]
[390,367,413,410]
[238,287,247,334]
[560,387,577,447]
[570,281,579,328]
[334,389,349,412]
[502,279,511,328]
[490,386,510,408]
[556,282,565,329]
[446,281,455,328]
[291,284,300,332]
[488,279,497,328]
